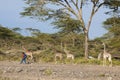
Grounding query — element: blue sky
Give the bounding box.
[0,0,110,40]
[0,0,58,36]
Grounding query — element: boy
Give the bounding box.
[20,52,27,64]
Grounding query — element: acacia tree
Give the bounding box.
[21,0,120,59]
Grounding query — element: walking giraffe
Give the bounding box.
[102,42,112,66]
[63,45,74,60]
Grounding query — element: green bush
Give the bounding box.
[112,59,120,65]
[43,68,53,76]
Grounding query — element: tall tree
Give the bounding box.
[21,0,120,59]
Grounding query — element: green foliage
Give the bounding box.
[0,48,21,61]
[109,0,120,6]
[0,55,5,61]
[0,26,15,39]
[52,17,82,33]
[98,74,106,77]
[103,17,120,36]
[103,16,120,56]
[43,68,53,76]
[113,59,120,65]
[34,49,54,62]
[73,58,101,65]
[0,53,20,61]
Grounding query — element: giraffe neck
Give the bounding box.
[104,44,106,53]
[64,48,69,54]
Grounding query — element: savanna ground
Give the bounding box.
[0,61,120,80]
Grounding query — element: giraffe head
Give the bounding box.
[102,42,105,45]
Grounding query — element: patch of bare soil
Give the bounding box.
[0,61,120,80]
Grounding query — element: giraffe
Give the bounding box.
[54,52,63,63]
[102,42,112,66]
[97,52,102,60]
[22,46,33,60]
[63,45,74,60]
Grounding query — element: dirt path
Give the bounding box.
[0,61,120,80]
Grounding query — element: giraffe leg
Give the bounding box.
[103,59,105,66]
[72,56,73,60]
[55,56,57,64]
[105,58,106,66]
[109,58,112,67]
[103,58,106,66]
[60,56,63,64]
[110,60,112,67]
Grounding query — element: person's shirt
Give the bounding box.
[22,53,27,58]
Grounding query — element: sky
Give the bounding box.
[0,0,110,40]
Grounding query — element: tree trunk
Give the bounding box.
[84,31,89,59]
[60,41,63,49]
[72,38,75,47]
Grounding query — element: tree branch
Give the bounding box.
[58,1,78,18]
[78,0,85,28]
[64,0,72,8]
[71,0,79,10]
[86,3,96,34]
[76,0,78,7]
[80,0,83,9]
[94,2,104,13]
